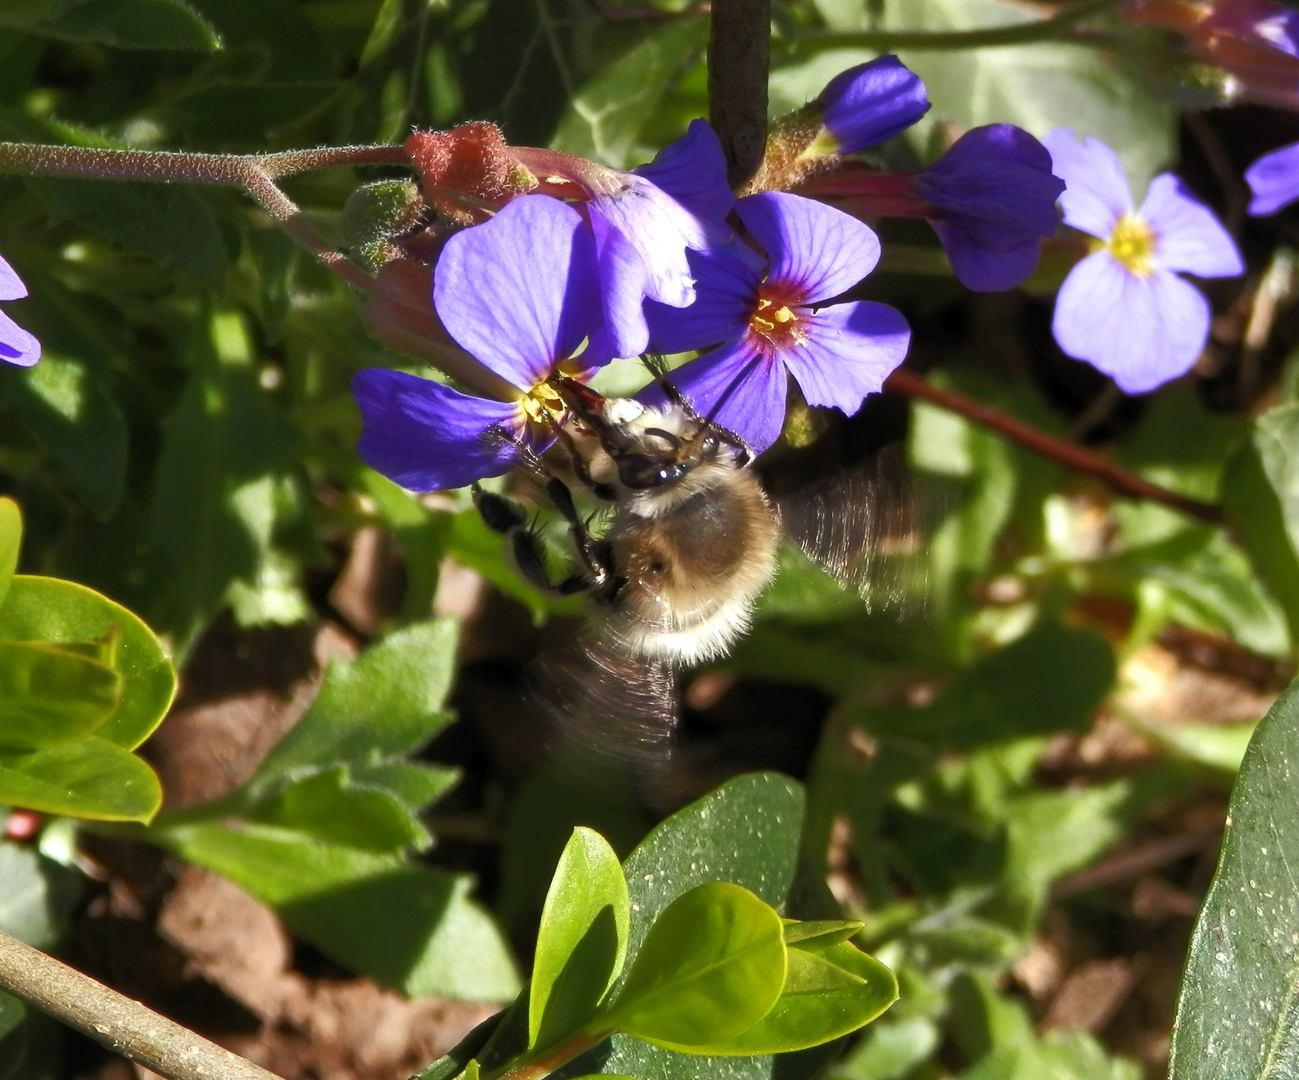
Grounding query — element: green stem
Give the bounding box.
[483,1029,606,1080]
[0,142,410,292]
[791,0,1120,52]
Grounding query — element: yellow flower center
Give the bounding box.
[1105,213,1157,278]
[749,292,808,351]
[520,381,565,426]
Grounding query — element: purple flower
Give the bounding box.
[644,192,910,454]
[1043,130,1244,394]
[584,121,735,358]
[813,56,931,156]
[1245,139,1299,215]
[912,125,1065,291]
[353,195,602,491]
[0,255,40,368]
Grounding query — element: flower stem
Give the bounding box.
[709,0,770,188]
[0,142,410,292]
[792,0,1121,53]
[0,930,284,1080]
[482,1029,605,1080]
[883,368,1227,526]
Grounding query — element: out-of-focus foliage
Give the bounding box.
[0,2,1296,1080]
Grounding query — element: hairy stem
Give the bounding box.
[0,930,284,1080]
[793,0,1120,53]
[708,0,770,189]
[0,142,411,292]
[883,368,1227,526]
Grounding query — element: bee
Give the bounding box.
[473,372,923,675]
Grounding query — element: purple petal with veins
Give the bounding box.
[434,195,602,390]
[0,309,40,368]
[644,245,757,355]
[353,369,541,492]
[781,301,910,415]
[636,119,735,228]
[737,192,880,303]
[0,255,27,302]
[817,56,931,154]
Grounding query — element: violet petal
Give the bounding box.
[932,219,1045,292]
[1141,174,1243,278]
[636,119,735,228]
[1246,139,1299,216]
[645,245,757,354]
[781,301,910,414]
[645,339,789,454]
[0,309,40,368]
[434,195,602,391]
[1052,254,1210,394]
[1042,129,1132,240]
[0,255,27,302]
[352,368,538,491]
[588,209,651,360]
[817,56,931,154]
[737,192,880,304]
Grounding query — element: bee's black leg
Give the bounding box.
[472,483,594,598]
[552,423,618,501]
[543,477,617,587]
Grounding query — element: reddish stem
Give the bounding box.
[883,368,1227,526]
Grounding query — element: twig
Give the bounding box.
[708,0,770,189]
[883,368,1228,526]
[0,930,284,1080]
[1051,827,1221,898]
[0,143,410,292]
[791,0,1120,53]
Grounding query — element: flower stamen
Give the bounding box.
[1106,213,1158,277]
[520,382,566,427]
[749,294,808,349]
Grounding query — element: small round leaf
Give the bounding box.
[607,882,786,1049]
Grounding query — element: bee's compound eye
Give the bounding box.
[619,455,686,489]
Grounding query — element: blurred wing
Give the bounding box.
[774,446,936,613]
[531,633,685,802]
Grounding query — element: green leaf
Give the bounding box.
[1168,678,1299,1080]
[0,641,121,750]
[782,920,864,950]
[3,352,128,519]
[833,1014,941,1080]
[530,828,631,1050]
[0,736,161,821]
[550,16,708,168]
[563,773,808,1080]
[249,619,459,794]
[690,941,897,1055]
[256,766,429,852]
[4,0,221,48]
[851,622,1114,749]
[0,576,175,750]
[0,499,20,612]
[0,841,81,949]
[28,180,226,288]
[155,821,520,1001]
[607,883,787,1050]
[147,319,305,655]
[1224,405,1299,643]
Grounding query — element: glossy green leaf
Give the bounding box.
[551,16,708,168]
[155,821,519,1002]
[0,498,19,611]
[565,773,807,1080]
[608,882,786,1049]
[6,0,220,48]
[248,619,459,795]
[782,920,865,950]
[1168,678,1299,1080]
[0,641,121,750]
[530,828,630,1050]
[690,941,897,1055]
[0,736,161,821]
[0,576,175,751]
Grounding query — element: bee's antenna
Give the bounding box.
[642,353,753,465]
